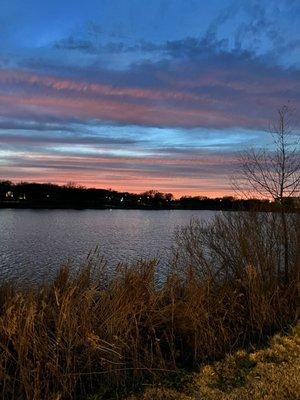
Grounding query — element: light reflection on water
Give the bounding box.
[0,209,217,283]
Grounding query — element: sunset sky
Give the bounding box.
[0,0,299,197]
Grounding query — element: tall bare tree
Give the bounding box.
[233,105,299,202]
[232,104,299,281]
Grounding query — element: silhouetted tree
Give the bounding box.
[233,105,299,201]
[233,104,300,280]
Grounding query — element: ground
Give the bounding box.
[88,323,300,400]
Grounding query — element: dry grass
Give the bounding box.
[127,324,300,400]
[0,211,298,399]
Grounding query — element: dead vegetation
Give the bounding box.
[127,324,300,400]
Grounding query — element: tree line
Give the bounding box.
[0,180,297,210]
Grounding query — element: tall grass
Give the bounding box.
[0,211,298,399]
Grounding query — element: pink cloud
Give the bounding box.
[0,148,235,197]
[0,69,264,129]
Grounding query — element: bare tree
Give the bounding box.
[232,104,299,281]
[233,105,299,202]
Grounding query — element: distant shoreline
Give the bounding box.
[1,202,298,213]
[1,181,299,212]
[0,201,231,211]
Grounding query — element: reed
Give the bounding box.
[0,211,298,399]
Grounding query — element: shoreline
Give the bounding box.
[0,202,297,212]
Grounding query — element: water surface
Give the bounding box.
[0,209,216,282]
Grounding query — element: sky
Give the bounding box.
[0,0,299,197]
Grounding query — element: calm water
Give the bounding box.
[0,209,217,282]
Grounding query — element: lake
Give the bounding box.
[0,209,217,282]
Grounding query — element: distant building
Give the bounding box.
[5,191,14,199]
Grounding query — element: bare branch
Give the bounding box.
[232,104,300,201]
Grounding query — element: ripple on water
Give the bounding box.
[0,209,217,283]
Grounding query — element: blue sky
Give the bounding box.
[0,0,299,196]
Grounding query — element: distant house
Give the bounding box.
[5,191,14,199]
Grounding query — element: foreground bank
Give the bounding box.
[0,211,298,399]
[122,324,300,400]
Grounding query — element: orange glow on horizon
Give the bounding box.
[6,176,232,199]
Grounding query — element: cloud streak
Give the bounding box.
[1,53,299,130]
[0,149,236,197]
